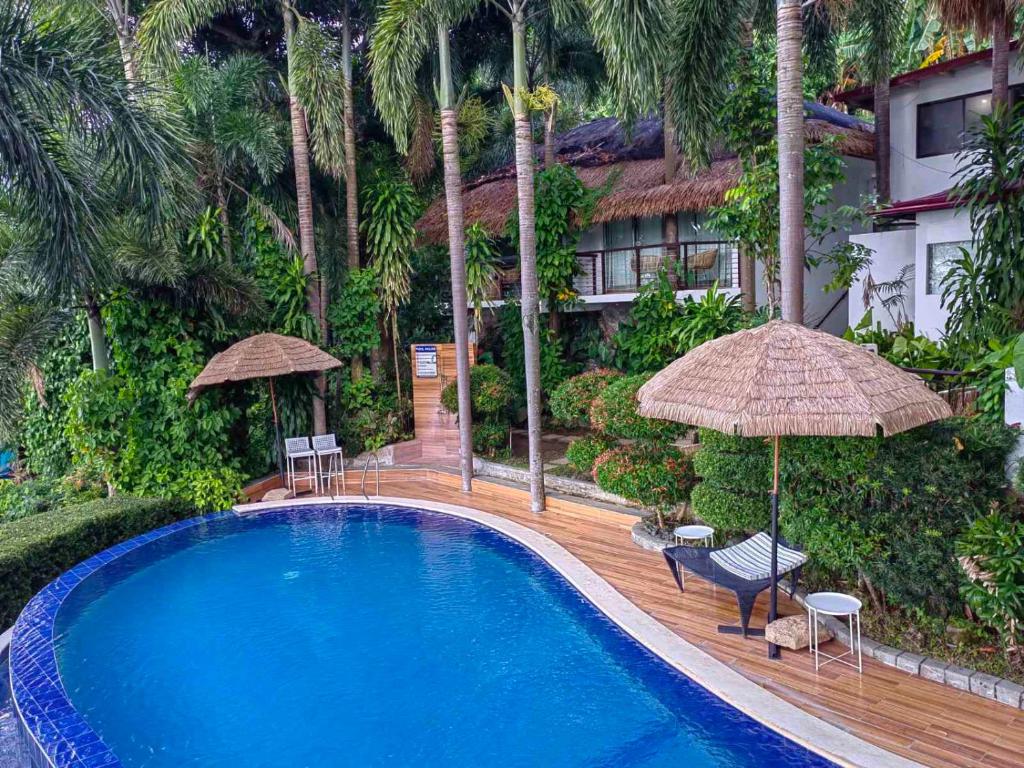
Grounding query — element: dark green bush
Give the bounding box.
[0,496,197,628]
[691,419,1016,616]
[565,434,617,473]
[592,444,695,509]
[440,364,514,418]
[589,374,686,443]
[549,369,623,428]
[0,472,104,523]
[472,421,509,456]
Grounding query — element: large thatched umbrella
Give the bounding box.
[637,320,952,658]
[188,333,342,478]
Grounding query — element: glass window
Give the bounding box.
[964,93,993,134]
[917,98,965,157]
[926,241,969,295]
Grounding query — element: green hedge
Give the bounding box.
[589,374,686,443]
[690,419,1015,616]
[0,496,196,628]
[592,444,695,509]
[565,434,617,473]
[549,369,623,428]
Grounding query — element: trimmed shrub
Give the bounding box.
[565,434,616,473]
[0,496,197,627]
[589,374,686,443]
[549,369,623,428]
[473,421,509,456]
[592,444,695,509]
[440,364,514,418]
[691,418,1016,616]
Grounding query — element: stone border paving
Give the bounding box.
[630,521,1024,711]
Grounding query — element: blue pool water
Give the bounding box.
[53,505,833,767]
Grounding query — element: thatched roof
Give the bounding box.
[636,321,952,438]
[417,104,874,244]
[187,333,342,400]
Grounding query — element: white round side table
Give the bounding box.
[672,525,715,589]
[805,591,863,673]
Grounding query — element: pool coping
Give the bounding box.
[9,499,921,768]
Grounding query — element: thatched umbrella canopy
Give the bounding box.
[637,320,952,656]
[188,333,342,477]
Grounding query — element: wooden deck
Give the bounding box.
[313,468,1024,768]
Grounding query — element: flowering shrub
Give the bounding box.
[440,364,513,418]
[589,374,686,443]
[592,444,695,509]
[549,369,623,428]
[565,434,616,473]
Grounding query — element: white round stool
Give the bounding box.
[805,591,862,673]
[672,525,715,589]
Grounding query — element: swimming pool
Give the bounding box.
[13,503,839,767]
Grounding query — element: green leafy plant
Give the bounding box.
[612,272,685,373]
[549,369,623,428]
[672,283,747,353]
[592,444,695,516]
[328,268,382,361]
[464,224,500,336]
[589,374,686,443]
[956,511,1024,662]
[565,434,616,473]
[440,364,514,418]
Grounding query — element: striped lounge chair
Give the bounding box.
[662,532,807,637]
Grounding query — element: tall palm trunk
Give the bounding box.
[512,6,545,513]
[107,0,137,83]
[874,77,891,202]
[543,102,557,168]
[85,295,110,372]
[284,4,327,434]
[662,79,680,289]
[777,0,805,325]
[342,4,363,381]
[738,17,756,312]
[438,25,475,492]
[992,4,1010,110]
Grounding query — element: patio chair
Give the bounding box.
[662,532,807,637]
[686,248,719,286]
[285,437,317,494]
[312,433,345,496]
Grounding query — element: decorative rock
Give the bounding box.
[765,615,832,651]
[994,679,1024,708]
[969,672,1001,700]
[919,658,949,684]
[943,665,975,692]
[872,645,902,666]
[896,652,926,675]
[262,488,295,502]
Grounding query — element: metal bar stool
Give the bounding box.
[312,434,345,496]
[285,437,317,495]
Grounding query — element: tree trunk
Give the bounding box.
[284,4,327,434]
[106,0,137,84]
[343,6,364,382]
[739,245,756,312]
[543,102,557,168]
[992,7,1010,111]
[85,296,110,372]
[662,78,680,289]
[391,313,402,405]
[438,25,474,493]
[777,0,805,325]
[512,10,545,513]
[738,17,756,313]
[874,77,891,203]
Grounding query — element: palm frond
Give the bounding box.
[290,17,348,177]
[0,302,67,442]
[138,0,242,70]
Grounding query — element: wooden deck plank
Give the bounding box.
[314,469,1024,768]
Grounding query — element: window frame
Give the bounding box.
[925,240,970,296]
[917,85,1024,159]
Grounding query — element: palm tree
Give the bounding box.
[777,0,805,324]
[140,0,349,434]
[370,0,478,492]
[932,1,1020,109]
[1,0,185,372]
[845,0,906,203]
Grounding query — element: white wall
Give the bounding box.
[888,50,1023,201]
[913,208,973,339]
[847,228,916,331]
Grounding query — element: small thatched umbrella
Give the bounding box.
[637,320,952,657]
[188,333,342,479]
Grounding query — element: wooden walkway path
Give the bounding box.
[316,468,1024,768]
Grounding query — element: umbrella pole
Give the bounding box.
[269,378,285,483]
[768,435,781,659]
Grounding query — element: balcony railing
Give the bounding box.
[901,367,979,416]
[488,240,738,301]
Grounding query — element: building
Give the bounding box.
[416,106,875,336]
[837,43,1023,338]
